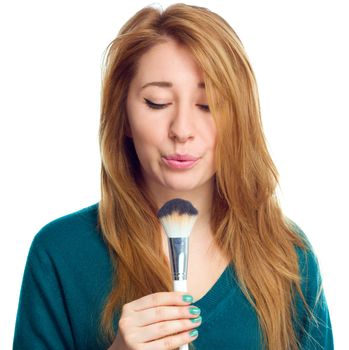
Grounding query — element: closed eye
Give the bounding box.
[144,98,169,110]
[144,98,210,112]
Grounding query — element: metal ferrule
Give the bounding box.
[168,237,189,281]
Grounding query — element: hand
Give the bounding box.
[109,291,202,350]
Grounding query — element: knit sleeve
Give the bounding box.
[298,246,334,349]
[13,231,76,350]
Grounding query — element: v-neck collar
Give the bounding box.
[193,264,237,316]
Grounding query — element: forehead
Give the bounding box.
[132,39,205,88]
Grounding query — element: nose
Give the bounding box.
[168,104,194,143]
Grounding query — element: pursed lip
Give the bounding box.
[163,154,200,161]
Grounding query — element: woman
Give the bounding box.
[13,3,333,350]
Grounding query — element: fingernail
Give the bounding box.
[182,294,194,303]
[189,329,199,337]
[189,306,201,315]
[190,316,202,323]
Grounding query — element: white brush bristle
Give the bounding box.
[159,212,198,238]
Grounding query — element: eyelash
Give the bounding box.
[144,98,210,112]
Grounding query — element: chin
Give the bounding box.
[163,179,206,193]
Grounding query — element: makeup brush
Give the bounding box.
[157,198,198,350]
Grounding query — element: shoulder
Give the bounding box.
[29,202,106,263]
[286,219,324,299]
[286,222,334,347]
[16,203,113,350]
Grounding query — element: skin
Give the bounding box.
[125,37,217,236]
[110,292,202,350]
[110,37,218,349]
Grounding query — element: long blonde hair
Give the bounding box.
[97,3,314,349]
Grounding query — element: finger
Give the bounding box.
[128,292,194,312]
[138,314,202,343]
[143,327,199,350]
[134,304,201,327]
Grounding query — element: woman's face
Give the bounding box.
[126,38,217,195]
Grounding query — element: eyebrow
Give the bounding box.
[141,81,205,90]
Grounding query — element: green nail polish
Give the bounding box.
[189,306,201,315]
[189,329,199,337]
[182,294,193,303]
[190,316,202,323]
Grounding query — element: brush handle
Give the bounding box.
[168,237,191,350]
[173,279,187,292]
[173,280,189,350]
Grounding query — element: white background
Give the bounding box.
[1,1,348,348]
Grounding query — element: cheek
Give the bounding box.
[128,105,167,146]
[128,116,166,165]
[131,121,164,148]
[199,119,217,149]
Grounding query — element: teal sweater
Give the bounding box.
[13,203,334,349]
